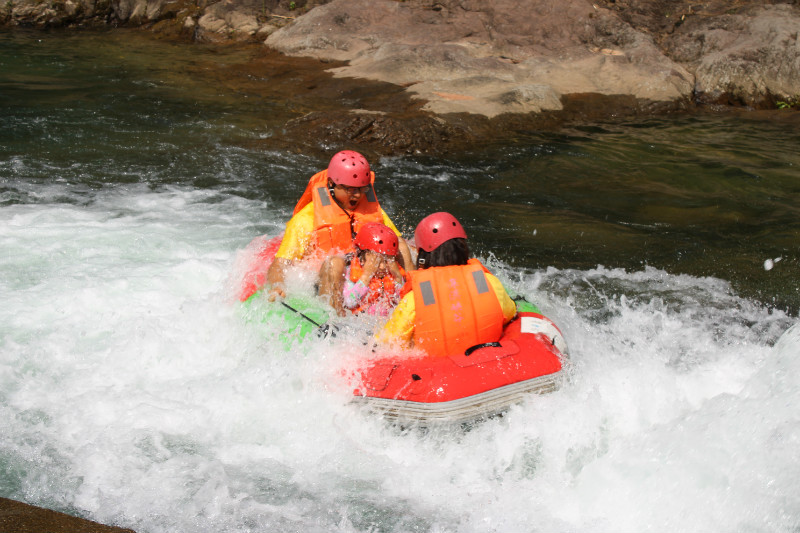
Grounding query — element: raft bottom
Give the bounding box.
[351,371,562,426]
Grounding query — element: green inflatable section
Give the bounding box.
[240,290,332,349]
[514,298,541,314]
[504,284,541,314]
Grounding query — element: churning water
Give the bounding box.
[1,29,799,533]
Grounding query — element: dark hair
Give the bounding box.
[416,238,470,269]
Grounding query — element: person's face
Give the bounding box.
[331,181,369,210]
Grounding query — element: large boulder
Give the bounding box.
[265,0,696,116]
[667,4,800,107]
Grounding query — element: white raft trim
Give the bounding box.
[520,315,569,356]
[352,369,563,426]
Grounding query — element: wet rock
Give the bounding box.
[265,0,696,117]
[194,0,277,42]
[3,0,88,27]
[601,0,800,107]
[281,109,473,155]
[669,4,800,107]
[498,85,563,111]
[0,497,136,533]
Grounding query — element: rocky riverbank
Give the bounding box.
[2,0,799,154]
[4,0,800,111]
[0,498,136,533]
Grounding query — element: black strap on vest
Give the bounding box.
[464,342,502,356]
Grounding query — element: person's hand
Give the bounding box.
[267,284,286,302]
[387,257,404,281]
[359,252,382,283]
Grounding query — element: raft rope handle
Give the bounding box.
[464,342,502,356]
[280,301,323,327]
[279,301,338,338]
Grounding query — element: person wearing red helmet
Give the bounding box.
[321,222,408,317]
[266,150,413,301]
[378,212,516,356]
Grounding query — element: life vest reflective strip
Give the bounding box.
[293,169,383,256]
[411,258,504,358]
[347,255,406,314]
[399,258,489,299]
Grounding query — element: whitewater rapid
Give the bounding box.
[1,184,797,533]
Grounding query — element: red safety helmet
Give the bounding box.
[354,223,399,256]
[414,212,467,252]
[327,150,372,187]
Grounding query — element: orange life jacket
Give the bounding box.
[347,255,406,315]
[292,169,384,256]
[410,258,504,358]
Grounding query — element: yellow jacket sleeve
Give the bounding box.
[486,273,517,324]
[274,203,315,261]
[377,291,415,347]
[380,209,403,237]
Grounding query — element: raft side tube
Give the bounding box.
[351,312,567,424]
[238,234,282,302]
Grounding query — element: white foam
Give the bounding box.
[1,186,798,533]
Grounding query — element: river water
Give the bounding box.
[1,29,799,533]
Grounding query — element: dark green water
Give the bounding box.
[2,28,798,314]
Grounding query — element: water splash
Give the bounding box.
[2,185,797,532]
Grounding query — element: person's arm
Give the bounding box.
[341,252,381,309]
[342,278,370,309]
[266,205,314,300]
[386,258,406,287]
[397,239,414,272]
[266,258,290,301]
[377,291,415,347]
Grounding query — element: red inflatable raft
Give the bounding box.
[350,311,568,425]
[236,234,568,425]
[237,235,282,302]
